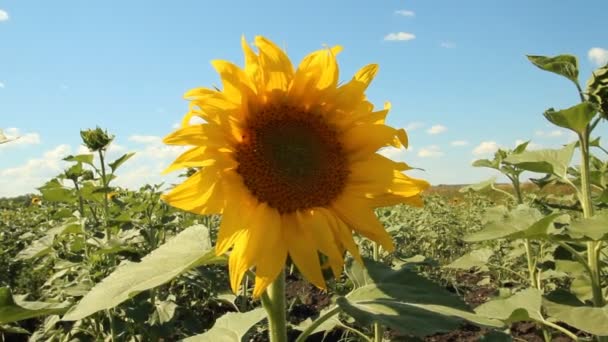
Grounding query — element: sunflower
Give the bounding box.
[31,197,41,206]
[162,36,429,297]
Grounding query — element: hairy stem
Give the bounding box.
[262,270,287,342]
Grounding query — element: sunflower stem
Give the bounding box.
[263,270,288,342]
[372,242,384,342]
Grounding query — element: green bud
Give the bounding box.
[80,127,114,152]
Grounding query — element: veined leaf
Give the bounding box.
[527,54,579,85]
[459,177,496,193]
[0,287,70,324]
[475,288,543,323]
[63,154,95,166]
[544,291,608,335]
[543,102,597,136]
[566,211,608,240]
[503,142,576,179]
[62,225,225,321]
[464,205,564,242]
[444,248,493,271]
[182,308,266,342]
[338,259,502,337]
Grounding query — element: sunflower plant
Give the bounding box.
[455,54,608,341]
[56,36,514,341]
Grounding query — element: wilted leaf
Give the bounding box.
[63,225,225,320]
[182,308,267,342]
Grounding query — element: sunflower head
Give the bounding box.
[31,197,41,206]
[162,36,429,297]
[106,192,118,201]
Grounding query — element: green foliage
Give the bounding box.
[527,54,579,85]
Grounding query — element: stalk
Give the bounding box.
[98,149,110,239]
[72,179,85,217]
[372,242,384,342]
[262,270,288,342]
[295,306,341,342]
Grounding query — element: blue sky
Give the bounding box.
[1,0,607,196]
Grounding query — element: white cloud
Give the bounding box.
[0,10,8,22]
[395,10,415,17]
[0,128,41,150]
[427,124,447,135]
[0,82,4,88]
[384,32,416,41]
[588,47,608,66]
[405,121,424,131]
[129,135,162,144]
[473,141,499,156]
[0,145,72,197]
[440,42,456,49]
[417,145,443,158]
[451,140,469,146]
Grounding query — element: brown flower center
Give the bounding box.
[235,104,348,214]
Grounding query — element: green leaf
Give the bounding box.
[459,177,496,193]
[513,140,530,154]
[503,142,576,179]
[475,288,543,323]
[544,291,608,335]
[153,300,178,325]
[543,102,597,135]
[566,211,608,240]
[182,308,267,342]
[338,259,502,337]
[295,308,341,336]
[464,205,564,242]
[0,287,70,324]
[472,159,498,170]
[444,248,493,271]
[38,179,76,203]
[527,54,579,84]
[16,219,82,260]
[63,154,95,166]
[62,225,225,321]
[109,152,135,173]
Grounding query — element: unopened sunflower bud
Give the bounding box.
[80,127,114,152]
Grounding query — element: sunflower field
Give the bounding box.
[1,37,608,342]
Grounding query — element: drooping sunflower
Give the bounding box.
[162,36,429,297]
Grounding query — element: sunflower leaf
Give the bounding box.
[0,287,70,324]
[527,54,579,85]
[62,225,226,321]
[182,308,267,341]
[338,259,502,337]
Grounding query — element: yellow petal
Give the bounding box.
[163,123,231,147]
[289,46,342,102]
[210,59,256,108]
[254,36,294,94]
[241,35,262,88]
[160,167,224,215]
[285,213,326,289]
[228,203,282,293]
[323,209,363,265]
[215,172,258,255]
[332,196,394,252]
[252,239,287,298]
[333,64,378,111]
[298,209,344,278]
[163,146,235,174]
[342,124,407,161]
